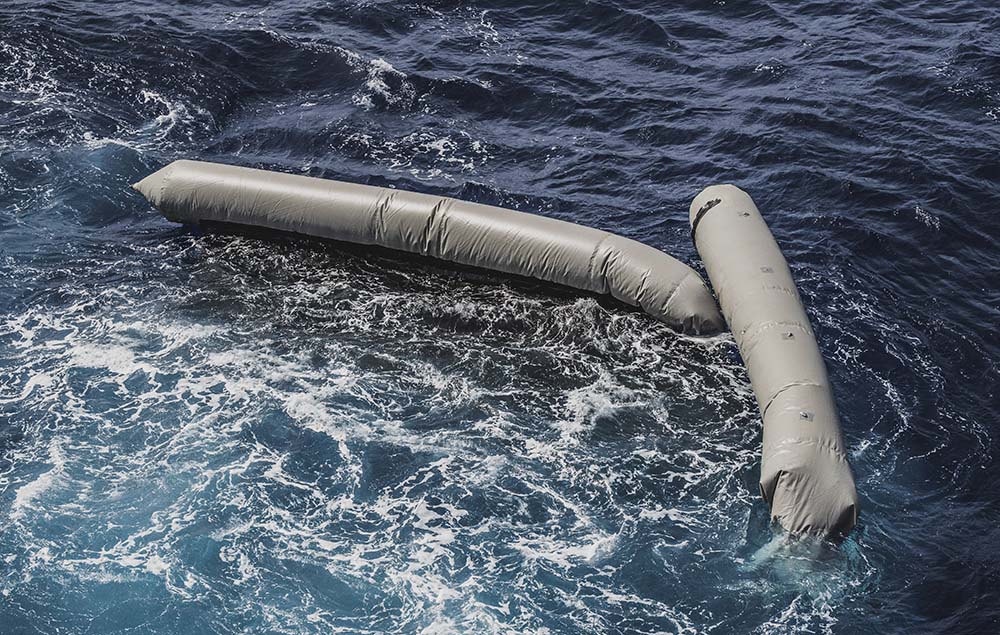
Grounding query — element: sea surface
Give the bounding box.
[1,1,998,633]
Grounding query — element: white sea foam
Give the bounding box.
[344,127,491,181]
[352,57,416,110]
[0,234,879,633]
[558,369,637,442]
[11,440,65,520]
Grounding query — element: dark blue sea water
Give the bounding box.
[1,1,998,633]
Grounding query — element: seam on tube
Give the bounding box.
[761,380,823,419]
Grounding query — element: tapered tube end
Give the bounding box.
[131,166,171,207]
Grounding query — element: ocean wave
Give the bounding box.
[1,0,999,632]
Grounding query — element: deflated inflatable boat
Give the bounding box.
[133,160,723,335]
[690,186,858,537]
[133,160,857,539]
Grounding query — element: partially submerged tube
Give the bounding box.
[690,185,859,538]
[134,160,724,335]
[132,161,857,537]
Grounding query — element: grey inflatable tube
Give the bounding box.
[690,185,859,538]
[133,160,725,335]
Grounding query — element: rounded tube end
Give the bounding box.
[665,273,726,336]
[689,184,756,228]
